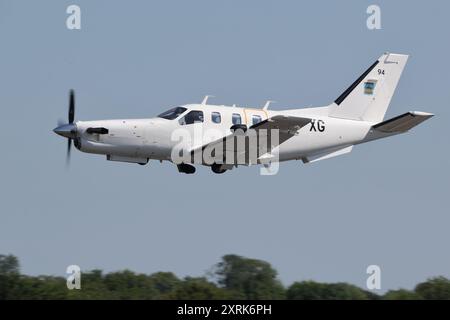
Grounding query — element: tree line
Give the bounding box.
[1,254,449,300]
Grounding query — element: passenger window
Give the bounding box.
[232,113,242,125]
[179,110,204,125]
[252,115,262,126]
[211,112,221,124]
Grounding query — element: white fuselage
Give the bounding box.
[73,103,378,165]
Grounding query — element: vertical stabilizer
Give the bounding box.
[329,53,409,122]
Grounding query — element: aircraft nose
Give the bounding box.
[53,123,77,139]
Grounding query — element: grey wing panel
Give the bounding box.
[372,111,433,133]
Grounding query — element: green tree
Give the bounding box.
[148,272,180,298]
[0,255,19,274]
[14,276,67,300]
[2,252,449,301]
[286,281,370,300]
[103,270,159,299]
[167,277,230,300]
[65,270,181,300]
[67,269,113,300]
[0,254,21,299]
[214,254,285,299]
[383,289,422,300]
[414,277,450,300]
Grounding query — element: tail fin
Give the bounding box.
[329,53,409,122]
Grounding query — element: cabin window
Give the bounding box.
[157,107,187,120]
[232,113,242,125]
[211,112,221,124]
[252,115,262,126]
[179,110,204,125]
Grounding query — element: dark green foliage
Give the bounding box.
[67,270,181,299]
[148,272,181,298]
[383,289,423,300]
[214,254,285,299]
[0,253,449,300]
[15,276,68,300]
[414,277,450,300]
[166,277,230,300]
[286,281,370,300]
[0,254,21,299]
[0,255,19,274]
[383,277,450,300]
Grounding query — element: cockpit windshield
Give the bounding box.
[158,107,187,120]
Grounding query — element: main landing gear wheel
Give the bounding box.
[177,163,196,174]
[211,163,227,174]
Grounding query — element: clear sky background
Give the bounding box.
[0,0,448,293]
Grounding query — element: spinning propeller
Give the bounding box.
[53,90,77,165]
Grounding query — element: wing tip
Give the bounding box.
[410,111,434,118]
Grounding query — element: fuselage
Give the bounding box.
[73,103,375,165]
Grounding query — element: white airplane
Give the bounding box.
[54,53,433,174]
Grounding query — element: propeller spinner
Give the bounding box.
[53,90,78,165]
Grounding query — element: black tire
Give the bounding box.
[177,163,196,174]
[138,159,149,165]
[211,163,227,174]
[230,124,247,133]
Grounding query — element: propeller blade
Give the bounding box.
[66,138,72,166]
[69,90,75,124]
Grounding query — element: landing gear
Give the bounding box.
[137,159,149,165]
[230,124,247,133]
[211,163,227,174]
[177,163,196,174]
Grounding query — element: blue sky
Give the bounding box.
[0,0,449,293]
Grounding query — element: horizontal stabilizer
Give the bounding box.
[302,145,353,164]
[372,111,434,133]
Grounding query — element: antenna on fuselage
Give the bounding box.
[262,100,276,110]
[202,95,214,105]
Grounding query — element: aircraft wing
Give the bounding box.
[190,115,312,164]
[250,115,312,145]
